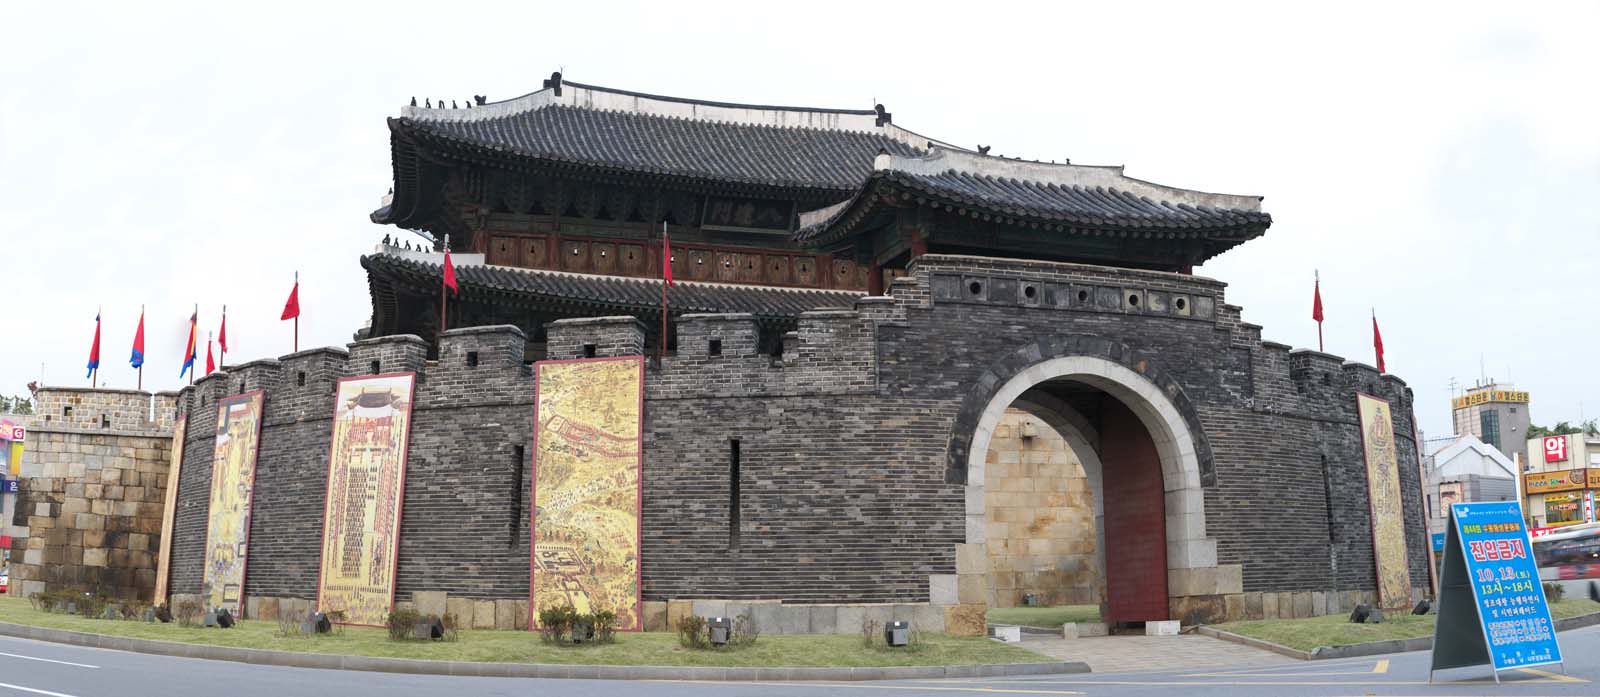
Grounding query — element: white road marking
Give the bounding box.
[0,680,81,697]
[0,652,97,669]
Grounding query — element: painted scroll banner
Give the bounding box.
[153,413,186,605]
[201,392,264,613]
[1357,393,1414,610]
[530,356,643,631]
[317,373,416,626]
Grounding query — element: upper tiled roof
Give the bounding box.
[363,253,863,320]
[389,79,955,192]
[796,147,1271,245]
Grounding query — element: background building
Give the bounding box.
[1522,432,1600,530]
[1450,382,1530,460]
[1422,434,1516,539]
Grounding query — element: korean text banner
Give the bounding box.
[201,392,264,613]
[530,357,643,631]
[317,374,416,626]
[153,414,186,604]
[1451,501,1562,670]
[1357,393,1413,610]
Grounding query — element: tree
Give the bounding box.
[0,395,32,415]
[1526,420,1596,440]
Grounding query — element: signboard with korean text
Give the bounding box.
[316,373,416,627]
[1356,393,1414,611]
[1430,501,1562,682]
[1544,436,1568,463]
[1523,468,1587,495]
[1452,390,1530,410]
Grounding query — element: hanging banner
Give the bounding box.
[200,391,264,613]
[1431,501,1562,681]
[316,373,416,627]
[1357,393,1414,610]
[529,356,643,631]
[153,413,187,605]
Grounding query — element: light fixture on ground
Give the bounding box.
[885,620,910,647]
[707,616,731,646]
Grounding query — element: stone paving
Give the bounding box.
[1021,632,1296,673]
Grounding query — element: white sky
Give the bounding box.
[2,1,1596,439]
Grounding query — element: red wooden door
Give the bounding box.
[1100,398,1171,624]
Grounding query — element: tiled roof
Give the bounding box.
[796,147,1271,244]
[362,253,864,320]
[390,81,945,192]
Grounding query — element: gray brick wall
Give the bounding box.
[166,254,1429,610]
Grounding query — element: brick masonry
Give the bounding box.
[6,388,178,601]
[154,253,1430,629]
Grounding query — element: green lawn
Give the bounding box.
[985,604,1100,627]
[1213,598,1600,652]
[0,597,1049,667]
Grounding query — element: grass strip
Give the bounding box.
[1212,597,1600,652]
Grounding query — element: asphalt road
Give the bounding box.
[0,626,1595,697]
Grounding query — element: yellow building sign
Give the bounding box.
[1357,393,1413,611]
[1451,390,1530,410]
[1523,468,1594,495]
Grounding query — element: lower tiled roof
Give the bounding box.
[363,253,864,319]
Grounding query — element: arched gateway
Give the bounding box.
[140,79,1433,638]
[960,354,1217,626]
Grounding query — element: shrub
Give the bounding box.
[441,612,461,642]
[731,609,760,648]
[325,609,348,635]
[277,610,305,638]
[1544,583,1566,602]
[537,605,576,644]
[592,609,618,644]
[861,617,881,649]
[386,608,422,641]
[77,594,108,620]
[28,592,56,613]
[676,615,708,649]
[119,603,147,621]
[153,605,173,623]
[175,600,203,628]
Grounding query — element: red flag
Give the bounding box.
[205,335,216,374]
[662,226,674,287]
[218,306,229,353]
[130,309,145,368]
[443,247,458,296]
[1372,311,1386,373]
[1311,275,1323,323]
[86,311,102,379]
[281,275,300,320]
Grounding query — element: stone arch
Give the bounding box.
[949,345,1228,623]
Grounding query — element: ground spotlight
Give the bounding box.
[708,616,731,646]
[885,620,910,647]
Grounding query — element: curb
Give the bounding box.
[0,621,1090,681]
[1198,610,1600,662]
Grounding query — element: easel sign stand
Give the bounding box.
[1430,501,1563,683]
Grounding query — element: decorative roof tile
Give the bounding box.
[363,253,863,320]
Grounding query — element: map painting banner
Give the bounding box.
[530,356,643,631]
[317,373,416,626]
[201,392,264,613]
[153,413,186,604]
[1357,393,1414,610]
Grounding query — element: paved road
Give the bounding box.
[0,626,1593,696]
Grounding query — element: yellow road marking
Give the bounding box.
[1519,667,1584,683]
[650,681,1083,695]
[1182,658,1390,677]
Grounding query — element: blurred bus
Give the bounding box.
[1531,522,1600,599]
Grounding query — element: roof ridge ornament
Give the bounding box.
[875,104,892,126]
[543,71,563,97]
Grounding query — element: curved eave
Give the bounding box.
[797,174,1272,249]
[376,117,874,231]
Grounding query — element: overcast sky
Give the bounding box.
[2,1,1595,439]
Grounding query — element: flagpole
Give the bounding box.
[293,272,300,353]
[439,234,449,347]
[190,303,197,386]
[92,305,100,388]
[660,221,668,362]
[137,304,143,391]
[220,304,227,369]
[1315,270,1324,352]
